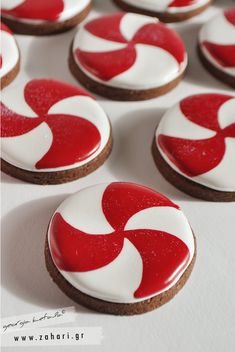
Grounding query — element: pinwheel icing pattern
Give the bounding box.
[1,0,90,21]
[0,22,19,78]
[73,13,186,88]
[0,79,110,171]
[200,7,235,76]
[157,94,235,191]
[49,183,194,302]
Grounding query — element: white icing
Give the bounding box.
[61,239,143,303]
[108,44,182,89]
[1,0,91,23]
[1,82,37,117]
[194,138,235,191]
[0,29,19,79]
[120,12,157,41]
[1,0,22,9]
[1,81,111,172]
[156,96,235,192]
[73,13,187,90]
[74,29,126,53]
[57,184,114,234]
[199,10,235,78]
[1,123,53,169]
[218,98,235,129]
[119,0,209,14]
[200,12,235,45]
[156,103,216,140]
[125,206,194,261]
[48,183,195,303]
[48,96,109,134]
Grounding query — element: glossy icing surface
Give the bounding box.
[1,0,90,23]
[156,94,235,192]
[0,22,19,79]
[1,79,110,172]
[48,182,195,303]
[73,12,187,90]
[119,0,210,13]
[199,7,235,78]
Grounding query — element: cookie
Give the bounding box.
[198,7,235,88]
[1,79,112,184]
[45,182,196,315]
[69,12,187,101]
[1,0,92,35]
[0,22,20,89]
[113,0,212,23]
[152,94,235,202]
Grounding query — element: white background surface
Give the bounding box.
[1,0,235,351]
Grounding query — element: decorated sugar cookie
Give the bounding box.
[153,94,235,201]
[1,0,92,35]
[113,0,212,23]
[198,7,235,88]
[0,22,20,89]
[45,182,196,315]
[69,12,187,101]
[1,79,112,184]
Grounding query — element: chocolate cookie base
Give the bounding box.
[113,0,212,23]
[1,133,112,185]
[1,2,92,36]
[69,47,185,101]
[152,140,235,202]
[198,45,235,89]
[1,57,20,90]
[45,235,196,315]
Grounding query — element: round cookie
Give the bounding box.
[45,182,196,315]
[0,22,20,89]
[152,94,235,202]
[198,7,235,88]
[1,0,92,35]
[1,79,112,184]
[113,0,212,23]
[69,12,187,101]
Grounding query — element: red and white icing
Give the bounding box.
[1,0,90,23]
[0,22,19,80]
[199,7,235,79]
[155,94,235,192]
[72,12,187,90]
[48,182,195,303]
[120,0,210,14]
[1,79,110,172]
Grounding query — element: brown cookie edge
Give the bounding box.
[1,2,92,36]
[1,55,20,90]
[113,0,212,23]
[198,44,235,89]
[45,231,196,315]
[1,131,112,185]
[68,43,186,101]
[152,138,235,202]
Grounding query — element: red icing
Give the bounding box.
[1,0,64,21]
[0,22,13,34]
[50,182,190,298]
[158,94,235,177]
[169,0,199,7]
[0,55,2,69]
[203,42,235,68]
[225,7,235,26]
[1,79,101,169]
[75,13,186,81]
[202,8,235,69]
